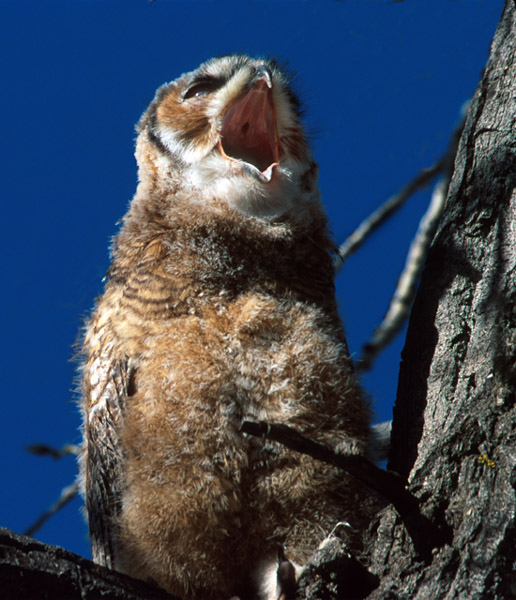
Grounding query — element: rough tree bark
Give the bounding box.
[0,527,177,600]
[364,0,516,597]
[0,2,513,599]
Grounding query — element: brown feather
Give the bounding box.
[79,55,379,600]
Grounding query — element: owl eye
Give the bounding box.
[183,79,219,100]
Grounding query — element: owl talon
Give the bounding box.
[276,547,297,600]
[277,558,297,600]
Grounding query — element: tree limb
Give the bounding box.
[242,420,414,516]
[241,420,451,561]
[356,112,465,371]
[0,527,178,600]
[335,159,444,271]
[23,482,79,537]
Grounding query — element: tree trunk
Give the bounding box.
[365,1,516,597]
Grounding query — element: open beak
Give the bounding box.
[219,65,280,182]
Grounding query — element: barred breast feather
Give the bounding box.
[79,55,377,600]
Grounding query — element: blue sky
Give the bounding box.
[0,0,503,559]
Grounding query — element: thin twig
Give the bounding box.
[334,106,467,271]
[241,420,418,518]
[241,420,452,560]
[357,178,448,371]
[334,161,444,271]
[26,443,80,459]
[24,481,79,537]
[357,110,466,371]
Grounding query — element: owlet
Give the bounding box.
[80,55,376,600]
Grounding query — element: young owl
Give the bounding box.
[80,55,376,600]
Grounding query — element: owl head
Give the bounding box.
[135,55,319,220]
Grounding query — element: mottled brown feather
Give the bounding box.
[80,55,379,600]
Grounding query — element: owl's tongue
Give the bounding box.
[221,77,280,176]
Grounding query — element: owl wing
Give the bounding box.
[85,357,133,568]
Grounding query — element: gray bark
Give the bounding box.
[365,0,516,597]
[0,527,177,600]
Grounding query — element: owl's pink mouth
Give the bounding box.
[219,73,280,182]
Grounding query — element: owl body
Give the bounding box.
[81,56,374,600]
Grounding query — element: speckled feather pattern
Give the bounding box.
[80,55,377,600]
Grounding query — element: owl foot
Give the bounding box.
[276,557,297,600]
[256,548,302,600]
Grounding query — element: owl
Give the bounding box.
[80,55,377,600]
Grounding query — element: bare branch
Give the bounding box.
[26,443,80,459]
[241,420,451,560]
[334,108,464,372]
[334,163,443,271]
[24,482,79,537]
[356,111,465,371]
[22,443,81,535]
[357,178,448,371]
[334,106,467,271]
[0,527,177,600]
[241,420,416,517]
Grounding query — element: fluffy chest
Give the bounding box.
[93,218,347,439]
[102,285,345,431]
